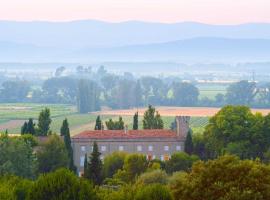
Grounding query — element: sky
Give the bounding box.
[0,0,270,24]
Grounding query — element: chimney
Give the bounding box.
[175,116,190,138]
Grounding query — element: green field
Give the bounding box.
[0,103,209,135]
[197,83,228,100]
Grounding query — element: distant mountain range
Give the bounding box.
[1,20,270,62]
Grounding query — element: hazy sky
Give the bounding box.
[0,0,269,24]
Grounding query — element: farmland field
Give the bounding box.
[1,104,270,135]
[95,106,270,117]
[197,83,228,100]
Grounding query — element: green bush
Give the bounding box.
[27,168,97,200]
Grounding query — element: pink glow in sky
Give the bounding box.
[0,0,270,24]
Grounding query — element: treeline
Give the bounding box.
[2,138,270,200]
[2,66,270,112]
[2,105,270,199]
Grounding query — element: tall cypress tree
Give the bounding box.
[94,116,102,130]
[87,141,102,185]
[27,118,36,135]
[133,112,139,130]
[21,122,28,135]
[37,108,52,136]
[61,118,77,172]
[83,153,89,178]
[184,129,194,155]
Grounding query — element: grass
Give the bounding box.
[0,103,76,120]
[197,83,228,100]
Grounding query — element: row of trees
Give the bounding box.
[21,108,52,136]
[4,71,270,111]
[2,117,76,179]
[94,105,164,130]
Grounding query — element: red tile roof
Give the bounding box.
[72,129,180,140]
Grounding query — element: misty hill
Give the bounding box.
[1,37,270,63]
[1,20,270,48]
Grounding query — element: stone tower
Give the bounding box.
[175,116,190,138]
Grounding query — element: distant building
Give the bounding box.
[71,116,190,176]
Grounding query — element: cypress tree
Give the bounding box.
[133,112,139,130]
[61,118,77,172]
[87,141,102,185]
[21,122,28,135]
[83,153,89,178]
[37,108,52,136]
[184,129,194,155]
[27,118,36,135]
[94,116,102,130]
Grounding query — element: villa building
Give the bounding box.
[71,116,190,175]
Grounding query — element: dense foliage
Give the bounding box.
[36,135,69,174]
[204,105,270,160]
[169,155,270,200]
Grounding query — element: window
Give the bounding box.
[81,146,86,152]
[160,155,164,161]
[101,146,106,152]
[176,145,181,151]
[80,156,85,167]
[164,154,170,161]
[164,146,169,151]
[89,146,93,152]
[148,145,153,151]
[119,145,124,151]
[137,145,142,152]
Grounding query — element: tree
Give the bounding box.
[133,112,139,130]
[60,119,76,172]
[203,105,270,160]
[114,154,147,183]
[83,154,89,178]
[0,175,32,200]
[36,135,69,174]
[136,170,168,185]
[21,119,36,135]
[143,105,164,129]
[103,152,127,179]
[0,135,35,178]
[28,168,97,200]
[37,108,51,136]
[86,141,103,185]
[77,79,100,113]
[169,155,270,200]
[0,80,30,103]
[105,117,125,130]
[226,80,257,105]
[94,116,102,130]
[41,77,78,104]
[134,80,143,107]
[172,82,199,106]
[27,118,36,135]
[135,184,173,200]
[21,122,28,135]
[184,129,193,155]
[165,152,199,174]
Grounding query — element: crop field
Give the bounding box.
[1,104,270,135]
[197,83,228,100]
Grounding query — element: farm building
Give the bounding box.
[71,116,190,176]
